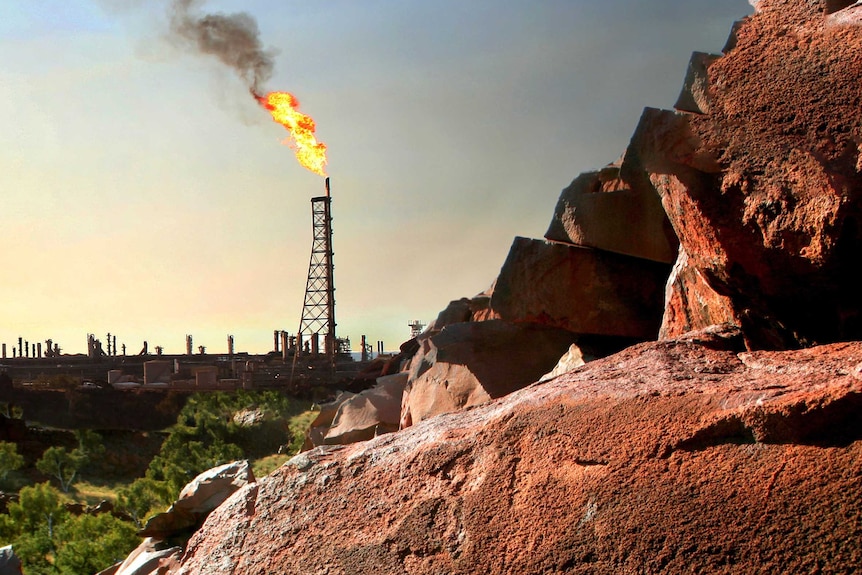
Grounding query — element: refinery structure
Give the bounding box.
[0,178,393,396]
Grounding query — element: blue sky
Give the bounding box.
[0,0,752,355]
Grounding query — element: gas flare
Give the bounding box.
[256,91,328,177]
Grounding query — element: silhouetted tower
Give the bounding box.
[298,177,336,357]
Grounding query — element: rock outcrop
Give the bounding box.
[545,163,678,264]
[650,0,862,347]
[106,2,862,573]
[323,373,407,444]
[105,461,254,575]
[491,237,669,339]
[400,320,579,427]
[168,330,862,574]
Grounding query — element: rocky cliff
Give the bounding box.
[116,1,862,573]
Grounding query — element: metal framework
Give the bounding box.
[298,177,336,356]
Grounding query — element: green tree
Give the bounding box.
[53,513,139,575]
[36,446,85,493]
[73,429,105,461]
[5,482,67,574]
[7,482,65,536]
[12,530,54,575]
[0,441,24,485]
[116,477,170,528]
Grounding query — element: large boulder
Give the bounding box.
[166,332,862,574]
[659,247,740,339]
[107,461,255,575]
[103,539,182,575]
[303,391,356,450]
[545,164,678,263]
[633,0,862,348]
[323,373,409,445]
[490,237,670,339]
[400,320,580,426]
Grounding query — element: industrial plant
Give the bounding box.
[0,178,393,398]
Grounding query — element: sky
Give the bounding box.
[0,0,753,356]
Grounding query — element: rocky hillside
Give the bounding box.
[107,1,862,573]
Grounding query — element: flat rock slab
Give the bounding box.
[169,334,862,574]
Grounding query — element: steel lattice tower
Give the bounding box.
[298,177,336,356]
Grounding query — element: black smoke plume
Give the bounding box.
[170,0,275,95]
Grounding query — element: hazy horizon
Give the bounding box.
[0,0,752,355]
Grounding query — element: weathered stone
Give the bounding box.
[466,286,499,322]
[303,391,356,450]
[721,19,747,54]
[539,343,591,382]
[138,460,254,539]
[400,320,578,426]
[110,538,181,575]
[657,3,862,348]
[659,247,740,339]
[544,165,678,263]
[673,51,721,115]
[167,336,862,575]
[490,237,670,339]
[323,373,408,445]
[427,298,472,331]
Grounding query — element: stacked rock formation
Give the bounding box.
[107,1,862,573]
[304,0,862,448]
[313,152,676,441]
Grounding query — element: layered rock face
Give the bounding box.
[172,330,862,574]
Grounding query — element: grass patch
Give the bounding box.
[252,454,291,478]
[71,479,132,506]
[286,408,319,454]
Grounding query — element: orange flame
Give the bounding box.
[256,91,327,176]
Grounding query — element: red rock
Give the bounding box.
[167,333,862,574]
[659,247,740,339]
[303,391,356,450]
[138,460,254,539]
[490,237,670,339]
[544,164,679,264]
[673,51,721,115]
[638,0,862,347]
[427,291,500,331]
[400,320,578,426]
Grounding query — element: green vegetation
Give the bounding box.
[0,402,23,419]
[35,431,106,493]
[35,447,85,494]
[0,482,138,575]
[252,453,291,477]
[0,390,316,574]
[0,441,24,486]
[142,390,307,502]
